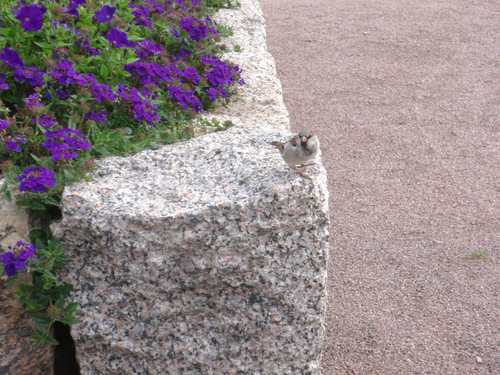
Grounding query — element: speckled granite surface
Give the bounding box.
[53,127,329,374]
[51,0,329,373]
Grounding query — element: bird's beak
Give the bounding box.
[301,135,308,143]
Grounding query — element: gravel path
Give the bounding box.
[260,1,500,374]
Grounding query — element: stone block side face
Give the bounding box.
[52,127,329,374]
[54,184,328,374]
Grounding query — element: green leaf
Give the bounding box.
[125,57,141,64]
[41,270,58,289]
[52,283,73,299]
[62,316,80,325]
[100,64,110,78]
[93,146,111,157]
[56,41,74,48]
[25,298,46,312]
[128,35,145,42]
[30,313,52,328]
[30,153,48,166]
[41,194,60,207]
[34,41,52,49]
[31,327,59,345]
[30,202,47,211]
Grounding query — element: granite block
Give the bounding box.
[49,0,330,373]
[52,126,329,374]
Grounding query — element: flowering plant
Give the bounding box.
[0,0,243,346]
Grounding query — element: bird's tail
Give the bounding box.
[270,141,284,153]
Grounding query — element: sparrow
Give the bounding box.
[271,128,319,179]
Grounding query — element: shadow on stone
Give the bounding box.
[53,322,80,375]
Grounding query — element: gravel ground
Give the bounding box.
[260,0,500,374]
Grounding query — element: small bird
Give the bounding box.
[271,128,319,179]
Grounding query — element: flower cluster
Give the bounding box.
[1,241,37,277]
[202,54,245,89]
[43,128,92,161]
[0,75,9,90]
[6,135,27,152]
[33,114,59,129]
[115,84,160,125]
[17,166,57,192]
[179,17,218,42]
[107,28,134,49]
[0,0,244,194]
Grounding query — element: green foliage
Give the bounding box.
[6,238,78,345]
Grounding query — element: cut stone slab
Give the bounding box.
[49,0,330,372]
[52,126,329,374]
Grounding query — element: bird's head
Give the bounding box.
[299,128,314,144]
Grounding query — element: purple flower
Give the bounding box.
[32,114,58,128]
[6,135,27,152]
[115,84,160,125]
[106,28,133,48]
[43,128,92,161]
[136,40,163,60]
[23,93,46,112]
[12,66,45,87]
[89,82,116,102]
[0,119,9,130]
[179,17,218,42]
[0,48,24,68]
[49,59,89,86]
[206,88,217,101]
[17,167,56,192]
[85,111,108,123]
[70,0,87,7]
[66,0,87,17]
[130,4,153,29]
[202,54,244,88]
[94,5,116,23]
[0,74,9,90]
[167,85,203,113]
[76,36,101,56]
[124,61,175,86]
[56,89,71,99]
[179,66,201,85]
[15,4,46,32]
[1,241,37,277]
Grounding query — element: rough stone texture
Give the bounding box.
[201,0,290,130]
[51,0,329,374]
[0,184,53,375]
[53,127,329,374]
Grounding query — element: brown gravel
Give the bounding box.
[260,0,500,374]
